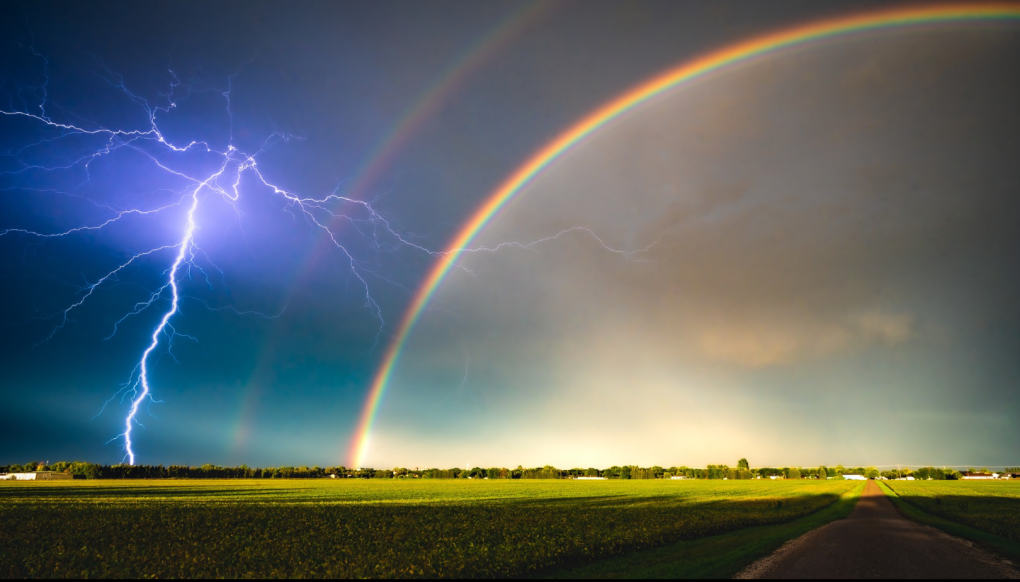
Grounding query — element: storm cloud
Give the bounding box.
[377,28,1020,469]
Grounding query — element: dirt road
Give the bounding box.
[737,480,1018,579]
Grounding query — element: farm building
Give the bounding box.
[575,476,607,480]
[669,475,688,480]
[843,475,867,481]
[961,472,997,480]
[0,471,73,481]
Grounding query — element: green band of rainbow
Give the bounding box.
[348,2,1020,468]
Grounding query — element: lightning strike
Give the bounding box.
[0,54,434,463]
[1,52,651,464]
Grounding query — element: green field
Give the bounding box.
[0,479,856,578]
[882,480,1020,541]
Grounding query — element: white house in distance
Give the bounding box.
[0,471,73,481]
[576,476,607,480]
[961,472,998,480]
[843,475,867,481]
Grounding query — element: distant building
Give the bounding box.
[843,475,867,481]
[0,471,73,481]
[669,475,687,480]
[961,472,996,480]
[575,476,607,480]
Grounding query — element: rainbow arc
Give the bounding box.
[349,3,1020,468]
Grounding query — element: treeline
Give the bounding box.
[894,467,989,480]
[1,462,350,480]
[1,459,905,481]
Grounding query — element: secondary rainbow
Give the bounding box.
[349,3,1020,468]
[339,2,548,200]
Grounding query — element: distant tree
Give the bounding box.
[818,467,827,480]
[787,468,801,480]
[866,469,880,480]
[737,458,749,471]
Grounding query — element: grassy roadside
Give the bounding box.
[878,481,1020,565]
[541,482,866,579]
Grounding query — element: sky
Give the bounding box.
[1,1,1018,469]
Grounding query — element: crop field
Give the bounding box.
[0,479,856,578]
[883,481,1020,541]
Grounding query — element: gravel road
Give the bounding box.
[735,480,1018,579]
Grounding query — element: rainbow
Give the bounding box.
[348,3,1020,467]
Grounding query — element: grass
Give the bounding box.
[0,479,856,578]
[879,480,1020,564]
[543,481,865,579]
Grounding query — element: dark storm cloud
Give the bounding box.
[2,1,1015,467]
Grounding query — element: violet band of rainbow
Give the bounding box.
[349,3,1020,468]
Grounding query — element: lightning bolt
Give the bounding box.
[124,180,201,465]
[2,50,656,465]
[0,52,440,464]
[446,226,661,262]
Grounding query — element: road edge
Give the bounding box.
[541,482,866,579]
[732,482,866,579]
[878,481,1020,570]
